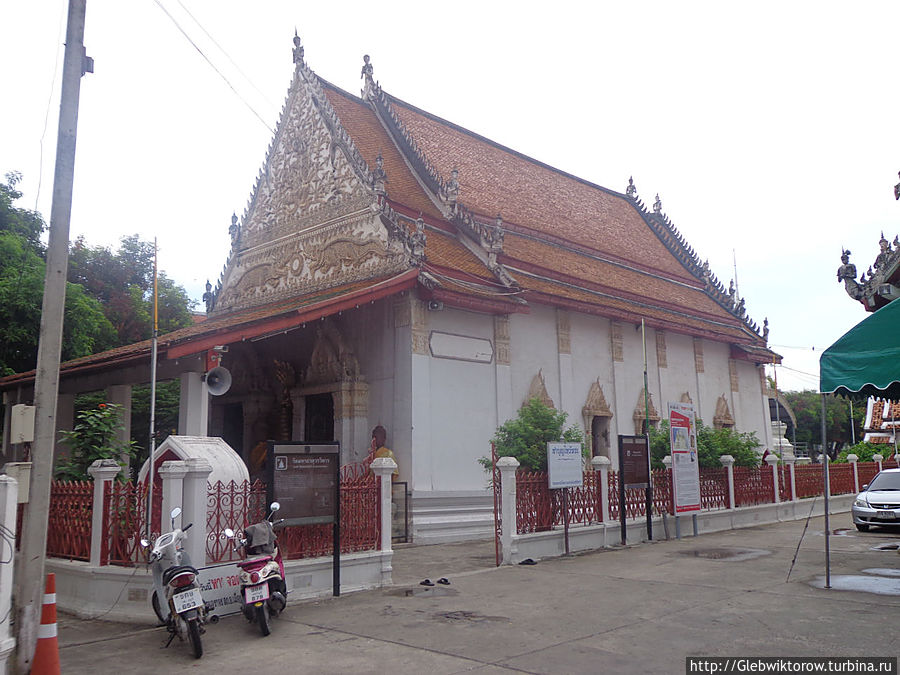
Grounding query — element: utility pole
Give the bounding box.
[16,2,91,671]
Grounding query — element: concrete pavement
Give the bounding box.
[57,513,900,674]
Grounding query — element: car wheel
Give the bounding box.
[855,523,870,532]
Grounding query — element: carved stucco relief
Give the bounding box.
[410,298,429,355]
[611,322,624,362]
[729,359,739,392]
[693,338,704,373]
[556,309,571,355]
[582,379,612,432]
[494,315,510,366]
[656,331,667,368]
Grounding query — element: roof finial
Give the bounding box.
[444,168,460,209]
[292,30,304,64]
[763,318,769,342]
[625,176,636,198]
[894,170,900,200]
[229,212,240,247]
[653,193,662,214]
[361,54,375,99]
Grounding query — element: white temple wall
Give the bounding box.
[508,304,560,408]
[568,312,616,448]
[696,340,732,426]
[660,331,700,413]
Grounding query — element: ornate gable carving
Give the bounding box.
[524,370,555,409]
[714,395,735,429]
[680,391,693,404]
[633,389,660,434]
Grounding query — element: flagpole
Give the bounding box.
[146,239,159,540]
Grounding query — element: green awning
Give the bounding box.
[820,298,900,400]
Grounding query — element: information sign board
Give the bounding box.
[547,442,584,489]
[268,442,340,526]
[619,435,649,489]
[668,402,701,513]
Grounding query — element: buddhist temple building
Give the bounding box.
[1,36,778,542]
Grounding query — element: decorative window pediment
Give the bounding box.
[633,389,660,434]
[714,394,735,429]
[524,369,555,409]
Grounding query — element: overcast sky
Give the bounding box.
[4,1,900,392]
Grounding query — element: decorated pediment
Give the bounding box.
[583,380,612,420]
[633,389,660,434]
[714,395,735,429]
[524,370,555,409]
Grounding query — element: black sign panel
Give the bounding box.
[619,435,649,489]
[267,442,340,526]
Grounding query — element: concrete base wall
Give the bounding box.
[48,549,392,624]
[410,491,494,543]
[505,495,854,565]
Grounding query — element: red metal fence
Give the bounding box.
[46,480,92,561]
[733,466,773,507]
[206,480,268,563]
[828,463,855,495]
[102,480,149,566]
[858,462,880,487]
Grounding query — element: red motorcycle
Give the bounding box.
[225,502,287,636]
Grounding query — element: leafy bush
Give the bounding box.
[835,442,889,463]
[56,403,137,481]
[649,419,761,469]
[481,398,584,472]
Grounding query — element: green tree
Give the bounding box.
[649,419,761,469]
[56,403,137,481]
[782,390,864,458]
[835,442,885,463]
[486,398,584,472]
[0,171,45,253]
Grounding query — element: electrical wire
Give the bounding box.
[34,0,67,211]
[152,0,274,134]
[173,0,278,111]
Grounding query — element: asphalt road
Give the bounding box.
[57,513,900,674]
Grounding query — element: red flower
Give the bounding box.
[98,403,107,409]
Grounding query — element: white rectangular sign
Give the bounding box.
[547,442,583,489]
[668,402,701,513]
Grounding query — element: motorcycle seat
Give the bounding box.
[162,564,200,586]
[237,555,273,570]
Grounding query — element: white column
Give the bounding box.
[0,476,17,672]
[371,457,397,584]
[783,453,797,502]
[847,454,859,493]
[178,372,209,436]
[158,461,188,532]
[498,457,519,565]
[765,454,780,503]
[719,455,735,510]
[873,454,884,474]
[182,458,213,567]
[591,455,610,523]
[88,459,122,567]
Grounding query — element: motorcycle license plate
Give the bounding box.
[172,588,203,614]
[245,583,270,604]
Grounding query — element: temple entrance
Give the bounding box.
[305,393,334,442]
[221,402,244,455]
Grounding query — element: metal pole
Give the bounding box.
[146,240,158,540]
[849,400,856,446]
[642,319,652,541]
[822,394,831,589]
[773,357,782,454]
[16,2,90,670]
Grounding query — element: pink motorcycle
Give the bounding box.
[225,502,287,636]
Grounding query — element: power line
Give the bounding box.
[152,0,274,134]
[35,2,68,212]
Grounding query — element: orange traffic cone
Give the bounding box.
[31,573,60,675]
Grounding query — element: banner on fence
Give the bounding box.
[668,402,700,513]
[547,442,584,489]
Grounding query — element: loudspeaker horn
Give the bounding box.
[205,366,232,396]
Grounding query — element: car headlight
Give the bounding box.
[854,498,868,508]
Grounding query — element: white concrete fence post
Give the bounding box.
[765,454,780,503]
[847,454,859,494]
[591,456,611,523]
[371,457,397,583]
[88,459,123,566]
[782,453,797,502]
[498,457,519,565]
[0,475,18,674]
[158,460,188,532]
[873,454,883,474]
[182,458,213,566]
[719,455,735,510]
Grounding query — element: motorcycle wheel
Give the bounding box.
[256,603,271,637]
[187,618,203,658]
[151,591,167,624]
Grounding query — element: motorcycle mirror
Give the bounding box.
[224,528,234,538]
[270,502,280,512]
[140,539,150,548]
[170,507,182,520]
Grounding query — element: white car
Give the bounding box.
[852,468,900,531]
